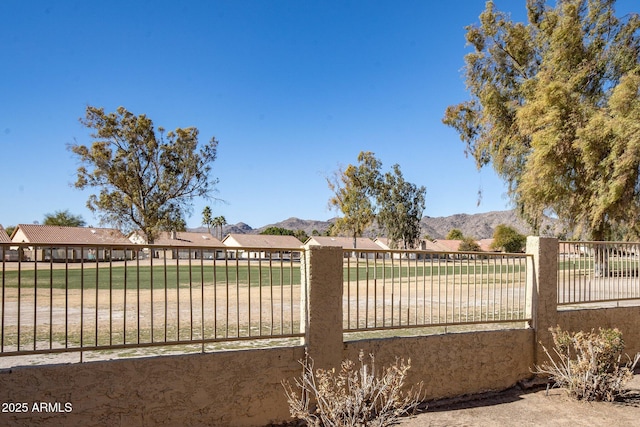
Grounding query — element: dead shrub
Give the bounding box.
[534,326,640,401]
[282,350,424,426]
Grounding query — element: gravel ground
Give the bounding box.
[396,374,640,427]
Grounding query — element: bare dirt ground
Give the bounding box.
[397,374,640,426]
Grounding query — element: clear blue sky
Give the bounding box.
[1,1,635,230]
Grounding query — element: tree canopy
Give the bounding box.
[43,210,86,227]
[202,206,213,234]
[70,106,219,243]
[327,151,426,249]
[491,224,526,252]
[376,165,426,249]
[443,0,640,240]
[446,229,464,240]
[327,152,381,248]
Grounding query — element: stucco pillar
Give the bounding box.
[300,245,344,371]
[525,236,559,364]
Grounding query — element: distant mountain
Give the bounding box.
[256,217,335,236]
[188,210,559,240]
[421,210,539,240]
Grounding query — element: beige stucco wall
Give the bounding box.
[0,346,305,427]
[344,329,535,401]
[558,306,640,357]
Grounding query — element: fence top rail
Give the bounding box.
[559,240,640,245]
[339,247,530,257]
[0,242,303,252]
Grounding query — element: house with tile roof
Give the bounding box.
[0,225,17,261]
[373,237,436,259]
[0,225,11,243]
[477,238,497,252]
[303,236,380,258]
[10,224,133,262]
[128,230,224,259]
[222,234,303,259]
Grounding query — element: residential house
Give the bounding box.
[477,238,497,252]
[0,225,10,243]
[10,224,133,262]
[128,231,223,259]
[425,239,463,252]
[303,236,380,258]
[0,225,17,261]
[373,237,434,259]
[222,234,302,260]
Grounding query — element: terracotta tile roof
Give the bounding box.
[424,239,462,251]
[477,238,496,252]
[11,224,130,245]
[222,234,303,249]
[0,225,10,243]
[130,231,223,246]
[304,236,380,250]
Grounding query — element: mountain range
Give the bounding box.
[193,209,560,240]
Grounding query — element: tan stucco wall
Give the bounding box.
[344,329,535,401]
[0,346,305,427]
[558,306,640,357]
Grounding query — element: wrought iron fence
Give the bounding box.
[558,241,640,305]
[0,243,303,357]
[343,249,531,332]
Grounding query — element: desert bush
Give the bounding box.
[282,351,424,426]
[534,326,640,401]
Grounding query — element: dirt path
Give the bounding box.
[397,375,640,426]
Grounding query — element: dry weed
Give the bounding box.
[282,350,424,426]
[534,326,640,401]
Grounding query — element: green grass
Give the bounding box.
[344,262,526,280]
[2,264,301,290]
[2,261,529,290]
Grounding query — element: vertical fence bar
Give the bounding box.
[109,248,114,346]
[33,246,37,351]
[235,254,240,338]
[48,247,53,349]
[189,248,193,341]
[1,245,4,352]
[64,247,69,349]
[176,253,180,342]
[200,249,205,351]
[17,249,21,351]
[150,248,154,343]
[136,249,141,345]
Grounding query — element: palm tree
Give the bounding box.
[202,206,213,234]
[213,216,227,240]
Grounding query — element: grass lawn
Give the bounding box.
[2,264,302,290]
[2,258,529,290]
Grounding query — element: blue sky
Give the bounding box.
[1,1,635,230]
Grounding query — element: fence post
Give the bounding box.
[525,236,558,364]
[300,245,344,370]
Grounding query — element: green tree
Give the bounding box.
[446,229,464,240]
[5,225,15,237]
[70,106,219,243]
[443,0,640,240]
[376,164,426,249]
[327,152,382,248]
[294,229,309,243]
[459,236,481,252]
[43,210,86,227]
[491,224,526,253]
[212,215,227,240]
[260,226,295,236]
[202,206,213,234]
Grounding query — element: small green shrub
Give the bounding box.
[534,326,640,401]
[282,351,424,426]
